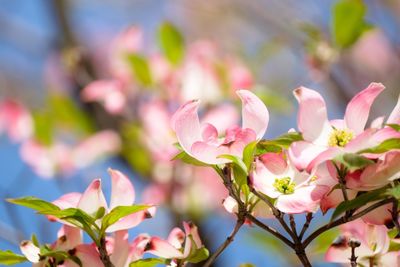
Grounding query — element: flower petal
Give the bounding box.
[146,237,184,259]
[387,94,400,125]
[171,100,202,157]
[345,82,385,134]
[288,141,327,171]
[20,241,40,263]
[77,179,107,216]
[236,89,269,139]
[191,141,230,164]
[361,203,393,226]
[293,87,331,144]
[109,168,135,209]
[106,210,153,233]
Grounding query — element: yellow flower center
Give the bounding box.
[328,128,354,147]
[273,177,296,194]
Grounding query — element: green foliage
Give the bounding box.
[186,247,209,263]
[254,87,293,114]
[158,22,185,65]
[387,185,400,200]
[129,258,166,267]
[127,54,153,86]
[387,124,400,132]
[257,132,303,154]
[172,151,210,167]
[334,153,374,171]
[7,196,61,213]
[331,187,387,221]
[0,250,27,265]
[358,138,400,154]
[32,111,53,145]
[219,155,248,187]
[243,141,258,170]
[121,123,153,177]
[310,228,340,254]
[239,264,256,267]
[101,205,151,232]
[331,0,371,48]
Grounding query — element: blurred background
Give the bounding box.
[0,0,400,266]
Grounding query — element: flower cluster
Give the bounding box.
[172,82,400,265]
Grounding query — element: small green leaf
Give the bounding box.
[158,22,185,65]
[334,153,374,170]
[0,250,27,265]
[243,141,258,170]
[127,54,153,86]
[331,0,371,48]
[7,197,61,213]
[38,208,96,232]
[32,111,53,145]
[95,207,106,219]
[31,234,40,247]
[218,155,248,187]
[331,187,387,221]
[387,185,400,200]
[387,124,400,132]
[101,205,151,232]
[358,138,400,154]
[218,155,248,175]
[172,151,209,166]
[311,228,340,254]
[258,132,303,151]
[129,258,166,267]
[186,247,209,263]
[388,228,399,239]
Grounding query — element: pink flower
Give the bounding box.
[145,222,204,262]
[81,80,127,114]
[171,90,269,164]
[51,169,154,232]
[20,225,103,266]
[251,152,333,214]
[0,99,33,142]
[325,219,399,267]
[289,83,386,172]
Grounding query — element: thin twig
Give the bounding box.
[299,213,313,240]
[348,239,360,267]
[289,214,297,236]
[303,198,394,248]
[203,217,245,267]
[391,199,400,236]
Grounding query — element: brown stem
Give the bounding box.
[303,198,394,248]
[99,238,115,267]
[289,214,297,235]
[348,239,360,267]
[203,216,245,267]
[391,199,400,235]
[299,213,313,240]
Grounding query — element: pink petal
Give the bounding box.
[352,151,400,191]
[306,147,343,173]
[387,94,400,125]
[344,82,385,134]
[0,99,33,142]
[345,128,379,153]
[201,123,218,143]
[106,210,152,233]
[293,87,331,143]
[20,240,40,263]
[130,234,151,261]
[276,185,329,214]
[320,189,357,214]
[183,221,202,248]
[361,203,393,226]
[171,100,202,157]
[73,244,103,266]
[108,168,135,209]
[259,153,288,175]
[77,179,108,216]
[370,116,385,129]
[191,141,230,164]
[55,225,82,251]
[324,237,351,263]
[146,237,184,259]
[167,228,185,249]
[53,192,82,209]
[110,230,130,267]
[202,104,239,134]
[251,159,280,198]
[288,141,327,171]
[222,196,238,214]
[236,90,269,139]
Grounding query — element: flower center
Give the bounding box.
[273,177,295,194]
[328,128,354,147]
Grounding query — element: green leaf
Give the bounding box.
[127,54,153,86]
[38,208,96,232]
[7,197,61,213]
[331,187,387,221]
[358,138,400,154]
[172,151,209,167]
[258,132,303,152]
[129,258,166,267]
[218,155,248,187]
[101,205,151,232]
[31,234,40,247]
[0,250,27,265]
[243,141,258,170]
[310,228,340,254]
[95,207,106,219]
[158,22,184,65]
[187,247,209,263]
[387,124,400,132]
[331,0,371,48]
[239,264,256,267]
[387,185,400,200]
[32,111,53,145]
[334,153,374,170]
